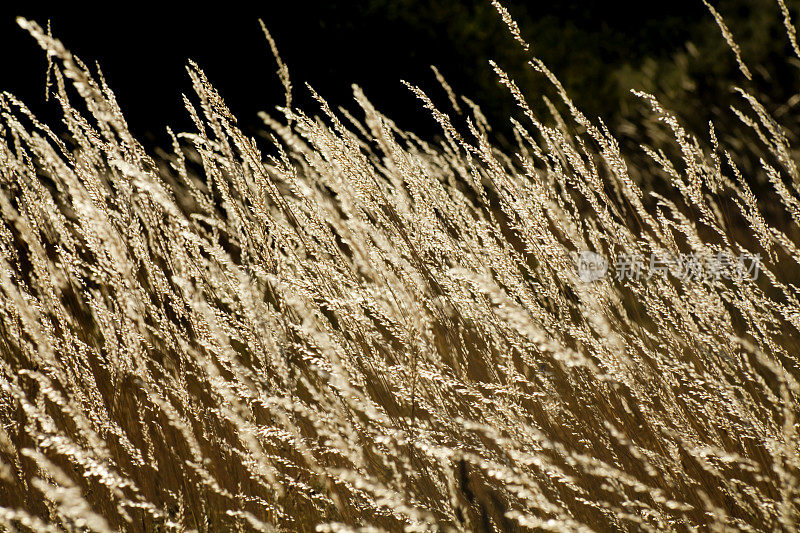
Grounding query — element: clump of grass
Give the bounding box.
[0,3,799,531]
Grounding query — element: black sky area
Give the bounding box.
[1,1,708,145]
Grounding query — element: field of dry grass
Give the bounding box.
[0,3,799,531]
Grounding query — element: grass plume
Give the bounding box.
[0,6,799,531]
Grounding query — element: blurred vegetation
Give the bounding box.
[292,0,800,200]
[299,0,800,144]
[7,0,800,169]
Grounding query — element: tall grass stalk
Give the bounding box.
[0,4,799,531]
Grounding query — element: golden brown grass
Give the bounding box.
[0,3,799,531]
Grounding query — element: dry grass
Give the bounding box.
[0,4,799,531]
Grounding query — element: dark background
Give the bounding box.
[1,1,798,146]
